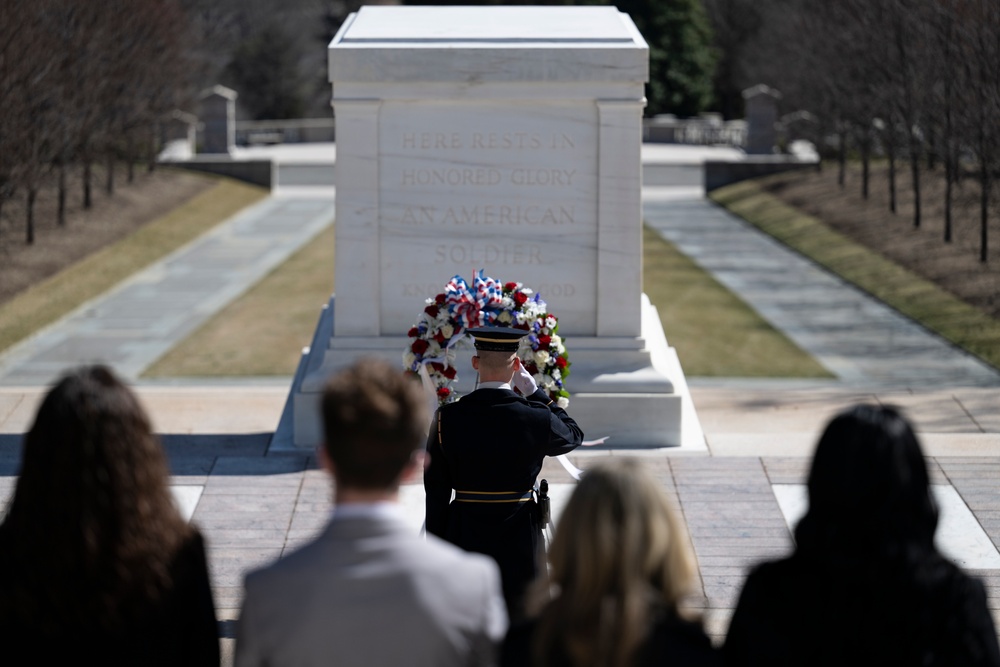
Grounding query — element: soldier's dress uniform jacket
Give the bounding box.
[424,385,584,612]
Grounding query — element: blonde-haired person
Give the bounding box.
[501,458,720,667]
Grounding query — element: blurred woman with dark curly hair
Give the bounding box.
[501,457,720,667]
[0,365,219,665]
[725,403,1000,666]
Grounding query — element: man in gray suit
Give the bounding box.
[236,359,508,667]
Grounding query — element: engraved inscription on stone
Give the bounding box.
[379,103,599,333]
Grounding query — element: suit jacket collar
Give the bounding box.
[322,510,414,541]
[331,501,402,522]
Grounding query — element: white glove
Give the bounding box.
[512,365,538,395]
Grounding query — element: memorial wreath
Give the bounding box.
[403,270,571,406]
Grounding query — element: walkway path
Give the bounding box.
[643,185,1000,388]
[0,193,335,386]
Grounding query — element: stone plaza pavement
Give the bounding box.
[0,145,998,662]
[2,382,999,662]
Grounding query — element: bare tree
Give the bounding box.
[961,0,1000,262]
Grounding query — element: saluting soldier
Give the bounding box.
[424,326,584,618]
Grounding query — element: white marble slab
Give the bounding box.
[328,5,647,339]
[772,484,1000,569]
[329,6,649,85]
[170,485,204,524]
[342,6,640,42]
[379,103,599,333]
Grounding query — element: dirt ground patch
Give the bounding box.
[0,165,214,305]
[761,163,1000,319]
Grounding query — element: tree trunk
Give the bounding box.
[127,136,135,183]
[944,153,953,243]
[26,187,36,245]
[981,166,990,263]
[83,160,92,209]
[943,91,954,243]
[105,154,114,196]
[909,135,922,228]
[887,142,897,214]
[838,131,846,188]
[926,125,936,171]
[57,162,67,226]
[147,129,157,173]
[861,132,870,200]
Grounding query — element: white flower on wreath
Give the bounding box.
[404,272,572,407]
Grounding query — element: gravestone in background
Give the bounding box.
[197,85,237,155]
[743,84,781,155]
[287,5,693,448]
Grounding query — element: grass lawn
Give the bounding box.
[145,221,832,378]
[643,226,833,377]
[711,179,1000,371]
[0,177,267,355]
[143,224,335,377]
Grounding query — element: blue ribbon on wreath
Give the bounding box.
[444,270,504,329]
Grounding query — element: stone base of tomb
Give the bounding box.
[272,294,703,451]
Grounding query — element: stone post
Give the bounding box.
[197,85,237,155]
[743,84,781,155]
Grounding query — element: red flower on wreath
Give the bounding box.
[430,362,459,379]
[405,271,572,406]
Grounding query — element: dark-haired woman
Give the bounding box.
[725,404,1000,667]
[502,457,720,667]
[0,365,219,665]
